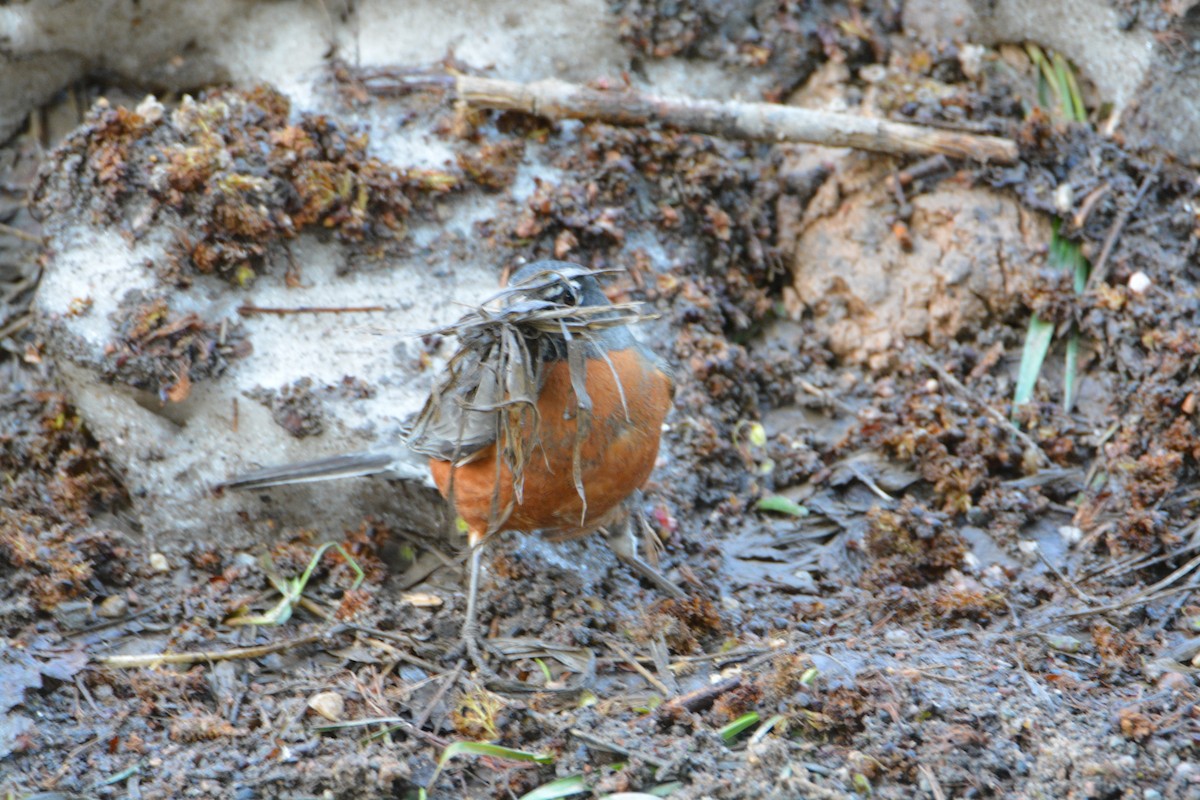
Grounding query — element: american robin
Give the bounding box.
[219,261,682,677]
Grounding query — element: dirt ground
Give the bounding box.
[5,2,1200,799]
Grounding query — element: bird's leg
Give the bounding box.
[460,538,553,692]
[462,542,489,671]
[462,541,510,676]
[604,512,686,600]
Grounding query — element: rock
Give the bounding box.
[31,85,494,545]
[307,691,345,722]
[0,0,627,142]
[903,0,1154,116]
[784,156,1049,366]
[97,594,128,618]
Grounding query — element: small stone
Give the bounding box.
[1054,183,1074,215]
[135,95,165,125]
[98,594,128,618]
[307,691,345,722]
[1017,539,1038,555]
[859,64,888,84]
[789,570,818,593]
[1058,525,1083,546]
[1128,271,1151,294]
[401,592,443,608]
[959,44,986,81]
[149,552,170,572]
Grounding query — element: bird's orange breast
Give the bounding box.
[428,347,671,545]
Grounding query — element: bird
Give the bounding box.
[218,260,683,680]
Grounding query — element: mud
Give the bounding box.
[5,2,1200,799]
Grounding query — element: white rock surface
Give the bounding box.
[0,0,629,139]
[903,0,1155,117]
[25,0,648,544]
[38,222,481,542]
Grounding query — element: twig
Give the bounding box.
[1071,182,1110,230]
[1134,551,1200,600]
[1035,550,1095,603]
[608,639,672,696]
[238,304,391,316]
[453,75,1019,164]
[1090,529,1200,581]
[41,735,104,789]
[95,626,343,668]
[412,660,464,731]
[673,645,770,666]
[651,633,679,695]
[568,728,668,770]
[657,675,743,715]
[1056,584,1196,621]
[312,714,448,746]
[62,598,170,637]
[1054,556,1200,621]
[849,461,895,502]
[0,220,43,243]
[920,764,948,800]
[0,312,33,340]
[1085,169,1159,290]
[346,624,445,672]
[918,355,1050,467]
[887,155,951,190]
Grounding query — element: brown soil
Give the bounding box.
[4,3,1200,799]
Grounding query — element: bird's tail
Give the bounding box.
[215,450,430,492]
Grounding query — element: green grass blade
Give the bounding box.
[719,712,761,743]
[520,775,588,800]
[1064,329,1080,412]
[1051,52,1075,120]
[438,741,554,767]
[1069,239,1089,293]
[1025,43,1056,110]
[429,741,554,789]
[1014,314,1054,407]
[1015,216,1089,411]
[1063,59,1087,122]
[754,495,809,517]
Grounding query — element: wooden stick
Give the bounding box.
[95,627,342,668]
[917,354,1050,468]
[238,304,390,316]
[1084,168,1158,291]
[608,639,672,697]
[455,75,1018,164]
[657,675,743,714]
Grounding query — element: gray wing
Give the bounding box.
[216,448,432,491]
[219,298,560,491]
[216,345,522,492]
[405,329,543,464]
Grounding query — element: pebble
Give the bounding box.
[98,594,128,618]
[307,691,345,722]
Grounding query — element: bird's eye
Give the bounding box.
[545,278,580,305]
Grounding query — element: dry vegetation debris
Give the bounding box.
[5,1,1200,798]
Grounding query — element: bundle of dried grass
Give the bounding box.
[406,267,652,534]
